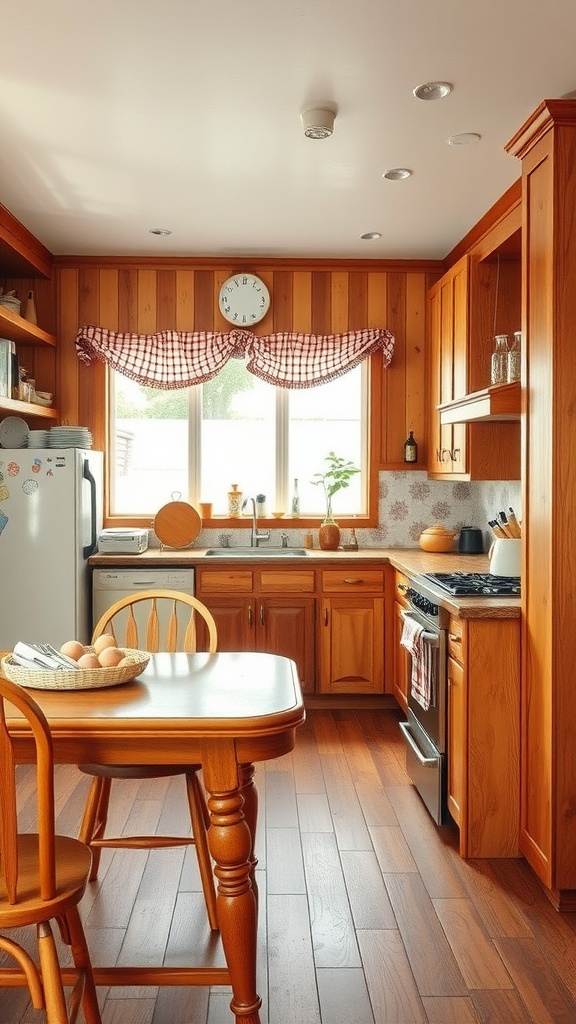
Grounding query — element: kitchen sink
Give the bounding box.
[204,547,308,558]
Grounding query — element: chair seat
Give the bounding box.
[0,835,93,928]
[79,762,202,779]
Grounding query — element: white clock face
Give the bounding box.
[219,273,270,326]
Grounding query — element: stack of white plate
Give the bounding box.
[0,416,29,448]
[48,426,93,448]
[27,429,50,448]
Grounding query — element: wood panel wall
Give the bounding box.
[54,259,440,465]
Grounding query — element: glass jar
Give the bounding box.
[491,334,509,385]
[507,331,521,383]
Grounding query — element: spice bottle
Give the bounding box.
[228,483,242,517]
[291,478,300,517]
[403,431,418,464]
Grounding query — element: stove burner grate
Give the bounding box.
[422,572,521,597]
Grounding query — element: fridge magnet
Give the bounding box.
[22,478,38,495]
[31,459,41,473]
[0,509,7,535]
[0,483,9,501]
[7,461,19,477]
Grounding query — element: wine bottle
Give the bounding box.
[404,430,418,463]
[291,478,300,517]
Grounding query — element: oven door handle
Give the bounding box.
[399,721,438,766]
[400,609,440,647]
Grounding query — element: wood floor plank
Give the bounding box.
[312,713,373,851]
[264,770,298,828]
[301,832,361,968]
[431,897,514,989]
[469,988,535,1023]
[297,792,334,833]
[316,967,374,1024]
[450,857,533,938]
[384,873,468,997]
[151,984,210,1024]
[266,827,306,895]
[494,936,576,1022]
[357,928,426,1023]
[267,894,321,1024]
[385,783,467,899]
[340,849,396,929]
[420,996,482,1022]
[370,825,419,874]
[116,848,184,967]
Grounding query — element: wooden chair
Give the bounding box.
[0,673,101,1024]
[78,589,219,930]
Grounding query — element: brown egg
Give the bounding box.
[93,633,118,655]
[77,652,101,669]
[98,646,125,668]
[118,655,139,667]
[60,639,86,661]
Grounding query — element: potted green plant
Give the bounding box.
[311,452,360,550]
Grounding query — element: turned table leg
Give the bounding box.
[202,741,261,1024]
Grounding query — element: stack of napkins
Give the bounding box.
[12,641,80,671]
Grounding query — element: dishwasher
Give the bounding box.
[92,567,195,636]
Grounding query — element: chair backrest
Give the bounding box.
[92,589,218,654]
[0,674,56,903]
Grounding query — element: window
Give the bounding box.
[110,359,367,518]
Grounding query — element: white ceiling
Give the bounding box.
[2,0,576,262]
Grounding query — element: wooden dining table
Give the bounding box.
[4,650,305,1024]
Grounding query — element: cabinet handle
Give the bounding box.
[324,608,328,626]
[259,604,264,626]
[343,577,364,585]
[451,448,461,462]
[448,632,461,643]
[441,448,450,462]
[248,606,252,627]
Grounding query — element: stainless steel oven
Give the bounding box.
[398,580,449,824]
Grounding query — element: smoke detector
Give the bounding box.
[301,107,336,140]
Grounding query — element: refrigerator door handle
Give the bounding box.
[82,457,98,558]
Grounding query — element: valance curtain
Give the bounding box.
[75,325,395,389]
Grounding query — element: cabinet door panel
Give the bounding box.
[201,597,254,651]
[259,598,315,693]
[393,599,410,712]
[320,597,384,694]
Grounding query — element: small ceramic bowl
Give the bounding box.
[419,525,457,553]
[271,511,284,519]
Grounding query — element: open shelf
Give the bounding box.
[0,396,58,420]
[438,382,521,424]
[0,305,56,347]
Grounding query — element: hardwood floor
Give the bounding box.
[5,708,576,1023]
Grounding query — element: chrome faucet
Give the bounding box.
[242,496,271,547]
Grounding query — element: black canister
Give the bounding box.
[458,526,484,554]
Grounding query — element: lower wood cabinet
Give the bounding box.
[447,612,520,858]
[319,569,385,694]
[196,567,316,693]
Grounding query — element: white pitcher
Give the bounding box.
[489,538,521,577]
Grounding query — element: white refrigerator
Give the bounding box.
[0,448,103,649]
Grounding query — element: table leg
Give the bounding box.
[239,762,258,902]
[202,741,261,1024]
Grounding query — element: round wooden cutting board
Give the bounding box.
[154,495,201,548]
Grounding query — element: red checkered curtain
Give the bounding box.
[75,325,394,388]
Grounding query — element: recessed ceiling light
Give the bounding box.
[383,168,412,180]
[360,232,382,240]
[149,228,172,236]
[447,132,481,146]
[413,81,452,101]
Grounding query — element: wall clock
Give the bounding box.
[218,273,270,326]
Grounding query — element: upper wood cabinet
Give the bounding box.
[428,250,521,481]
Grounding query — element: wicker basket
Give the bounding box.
[1,649,150,691]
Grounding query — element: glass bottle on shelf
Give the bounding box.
[291,478,300,517]
[507,331,521,383]
[403,430,418,463]
[491,334,509,385]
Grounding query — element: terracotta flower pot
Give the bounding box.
[319,518,340,551]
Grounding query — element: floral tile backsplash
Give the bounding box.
[194,471,521,553]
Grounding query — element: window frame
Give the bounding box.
[103,352,382,531]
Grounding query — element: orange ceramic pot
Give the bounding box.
[319,520,340,551]
[418,524,457,553]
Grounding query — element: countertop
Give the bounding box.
[89,547,521,620]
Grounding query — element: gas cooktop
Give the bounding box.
[421,572,521,597]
